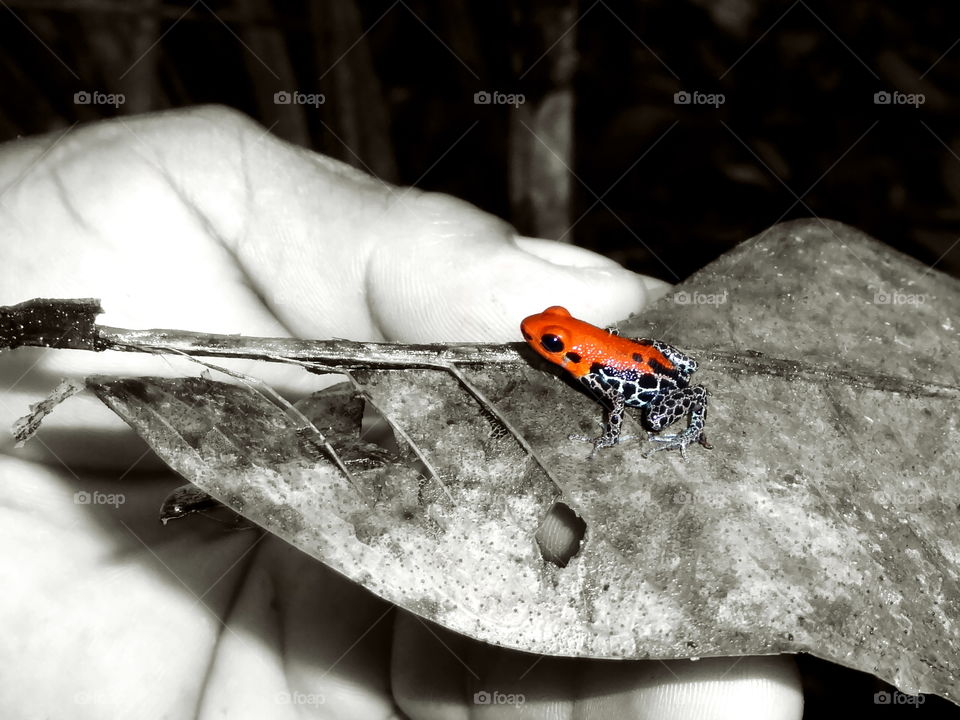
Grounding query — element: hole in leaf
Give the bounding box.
[358,396,438,503]
[361,401,402,454]
[536,501,586,567]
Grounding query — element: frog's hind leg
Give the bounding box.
[643,385,712,457]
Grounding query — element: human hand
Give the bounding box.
[0,105,801,718]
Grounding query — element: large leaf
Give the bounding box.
[16,219,960,705]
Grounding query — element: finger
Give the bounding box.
[0,105,417,341]
[0,107,366,466]
[0,106,668,471]
[151,110,662,342]
[1,105,665,344]
[211,151,659,342]
[576,655,803,720]
[391,612,803,720]
[514,235,672,312]
[238,176,659,341]
[0,453,260,720]
[196,539,397,719]
[360,193,654,342]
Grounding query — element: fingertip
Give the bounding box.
[367,226,654,342]
[509,262,649,330]
[512,235,671,325]
[513,235,625,270]
[582,655,803,720]
[642,276,672,304]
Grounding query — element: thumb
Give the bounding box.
[361,191,665,342]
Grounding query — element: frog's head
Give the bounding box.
[520,305,576,364]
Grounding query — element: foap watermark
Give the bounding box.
[872,289,927,306]
[74,90,125,108]
[274,90,326,108]
[874,690,925,706]
[672,490,725,507]
[473,690,525,708]
[276,691,326,707]
[674,90,725,108]
[874,90,924,108]
[673,290,727,306]
[269,289,298,307]
[873,489,960,510]
[74,690,119,706]
[75,490,125,507]
[474,90,525,108]
[872,490,930,509]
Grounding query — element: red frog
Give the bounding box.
[521,306,712,457]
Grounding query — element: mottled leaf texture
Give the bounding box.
[22,220,960,705]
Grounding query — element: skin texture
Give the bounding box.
[0,106,803,719]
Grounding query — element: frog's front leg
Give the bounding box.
[643,385,713,458]
[570,375,631,456]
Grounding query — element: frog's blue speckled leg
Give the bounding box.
[570,375,633,456]
[649,340,698,379]
[643,385,712,458]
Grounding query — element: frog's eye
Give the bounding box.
[540,334,564,353]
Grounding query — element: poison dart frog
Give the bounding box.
[521,306,712,457]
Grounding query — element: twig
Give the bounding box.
[2,298,958,400]
[0,298,527,369]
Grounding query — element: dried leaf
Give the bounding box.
[16,219,960,704]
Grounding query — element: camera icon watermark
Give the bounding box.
[674,90,725,108]
[873,90,924,108]
[474,90,525,108]
[74,90,125,108]
[273,90,326,108]
[873,690,925,706]
[473,690,525,707]
[74,490,125,507]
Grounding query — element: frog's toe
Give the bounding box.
[642,442,675,458]
[644,428,708,458]
[569,433,605,455]
[647,431,677,443]
[569,433,633,457]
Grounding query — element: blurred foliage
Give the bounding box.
[1,0,958,282]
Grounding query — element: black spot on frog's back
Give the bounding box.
[637,373,659,389]
[647,356,681,381]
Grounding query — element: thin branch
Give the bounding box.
[104,328,525,369]
[2,298,957,400]
[0,298,526,369]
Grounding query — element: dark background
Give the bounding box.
[2,1,957,716]
[3,0,959,283]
